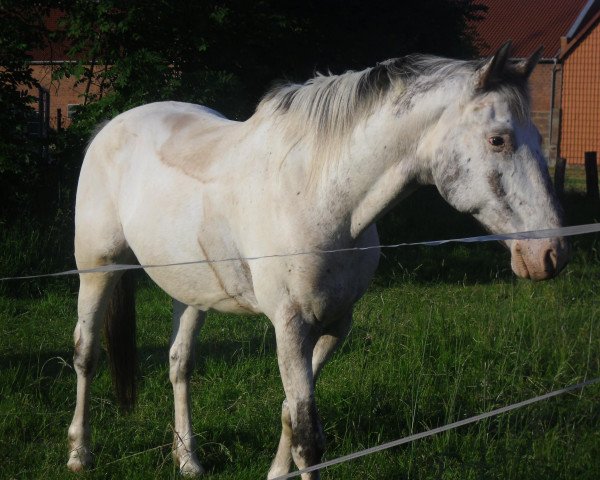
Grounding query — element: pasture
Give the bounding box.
[1,186,599,479]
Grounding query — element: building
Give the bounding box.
[28,10,96,130]
[559,6,600,166]
[473,0,600,166]
[28,2,600,166]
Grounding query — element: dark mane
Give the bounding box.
[255,54,531,186]
[258,54,530,126]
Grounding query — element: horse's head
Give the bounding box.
[424,42,569,280]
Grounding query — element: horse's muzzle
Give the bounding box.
[510,237,571,281]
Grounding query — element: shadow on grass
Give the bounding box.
[0,324,279,395]
[135,328,278,374]
[375,187,600,286]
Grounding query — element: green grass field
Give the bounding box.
[1,187,599,479]
[562,165,588,193]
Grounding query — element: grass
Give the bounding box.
[562,165,588,193]
[1,186,599,479]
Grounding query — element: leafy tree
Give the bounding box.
[0,0,485,220]
[58,0,486,127]
[0,1,53,202]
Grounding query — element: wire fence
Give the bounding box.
[3,222,599,476]
[2,223,600,282]
[271,377,600,479]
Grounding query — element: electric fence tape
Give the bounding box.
[271,377,600,479]
[2,223,599,473]
[2,223,600,282]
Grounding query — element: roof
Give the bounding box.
[473,0,598,59]
[561,7,600,59]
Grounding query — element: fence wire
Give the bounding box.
[2,223,600,282]
[272,377,600,479]
[3,222,599,476]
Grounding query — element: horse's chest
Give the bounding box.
[253,247,380,323]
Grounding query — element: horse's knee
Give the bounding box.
[291,399,325,465]
[169,346,193,384]
[73,330,99,377]
[281,399,292,433]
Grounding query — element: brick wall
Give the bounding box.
[560,19,600,165]
[28,63,99,129]
[527,62,559,164]
[529,63,554,111]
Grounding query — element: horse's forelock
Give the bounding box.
[475,65,531,122]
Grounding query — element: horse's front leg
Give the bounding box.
[268,308,324,480]
[170,300,206,476]
[268,313,352,479]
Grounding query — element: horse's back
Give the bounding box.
[83,101,233,165]
[78,100,237,204]
[74,102,260,311]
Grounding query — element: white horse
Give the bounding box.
[67,42,569,479]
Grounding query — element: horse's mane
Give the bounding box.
[256,55,530,183]
[257,58,408,142]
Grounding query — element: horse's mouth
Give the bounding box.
[511,248,531,279]
[510,238,569,281]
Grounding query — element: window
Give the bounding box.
[67,104,81,119]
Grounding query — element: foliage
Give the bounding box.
[56,0,486,126]
[0,0,486,222]
[0,1,59,211]
[0,0,485,221]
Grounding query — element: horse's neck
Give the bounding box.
[244,82,456,243]
[313,101,442,239]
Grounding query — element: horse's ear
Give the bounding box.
[514,46,543,79]
[476,40,512,90]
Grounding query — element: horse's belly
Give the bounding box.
[141,260,261,314]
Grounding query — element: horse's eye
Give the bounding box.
[489,136,505,147]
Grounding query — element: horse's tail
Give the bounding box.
[103,270,138,411]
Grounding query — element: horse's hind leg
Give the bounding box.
[68,183,133,471]
[67,270,123,471]
[170,300,206,476]
[268,313,351,480]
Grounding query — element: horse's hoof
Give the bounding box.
[179,457,205,477]
[67,448,93,472]
[267,465,290,480]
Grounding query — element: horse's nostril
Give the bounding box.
[544,248,558,274]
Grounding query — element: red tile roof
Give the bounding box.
[473,0,594,58]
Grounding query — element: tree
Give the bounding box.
[0,1,61,212]
[58,0,486,126]
[0,0,486,218]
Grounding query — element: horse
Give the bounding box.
[67,42,569,479]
